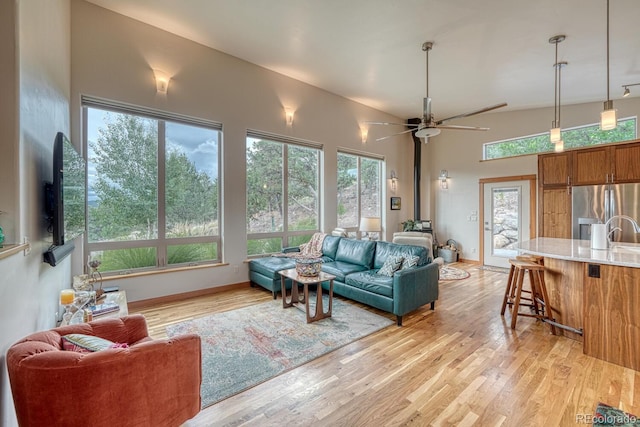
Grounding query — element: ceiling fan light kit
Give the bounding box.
[369,41,507,142]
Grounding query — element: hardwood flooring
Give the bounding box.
[131,263,640,426]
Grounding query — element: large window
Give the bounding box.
[84,98,221,273]
[483,118,637,160]
[337,152,382,238]
[246,132,321,256]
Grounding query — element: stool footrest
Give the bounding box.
[541,319,583,335]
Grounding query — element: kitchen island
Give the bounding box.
[514,237,640,371]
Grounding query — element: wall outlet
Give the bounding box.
[471,248,477,253]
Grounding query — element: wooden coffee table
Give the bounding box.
[279,268,335,323]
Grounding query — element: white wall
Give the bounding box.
[0,1,71,426]
[423,97,640,261]
[70,0,416,302]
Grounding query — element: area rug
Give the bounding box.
[592,402,639,426]
[439,265,471,281]
[166,296,394,408]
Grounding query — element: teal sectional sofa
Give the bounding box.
[248,236,439,326]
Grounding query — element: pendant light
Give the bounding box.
[549,35,566,146]
[601,0,617,130]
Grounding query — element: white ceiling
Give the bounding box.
[85,0,640,121]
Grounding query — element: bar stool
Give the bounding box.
[500,255,542,316]
[502,258,556,334]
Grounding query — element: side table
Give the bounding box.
[59,291,128,326]
[279,269,335,323]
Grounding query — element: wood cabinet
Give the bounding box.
[583,263,640,371]
[538,255,640,370]
[572,146,611,185]
[543,258,583,341]
[538,139,640,237]
[538,152,571,187]
[612,143,640,182]
[538,151,572,238]
[540,188,571,238]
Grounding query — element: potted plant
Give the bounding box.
[401,219,416,232]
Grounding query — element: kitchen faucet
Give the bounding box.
[604,214,640,245]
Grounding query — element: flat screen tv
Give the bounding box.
[44,132,86,266]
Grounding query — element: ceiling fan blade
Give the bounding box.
[437,124,489,131]
[366,121,420,127]
[435,102,507,125]
[375,128,417,141]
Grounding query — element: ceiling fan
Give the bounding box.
[368,42,507,142]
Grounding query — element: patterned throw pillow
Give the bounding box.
[378,256,404,276]
[61,333,129,353]
[401,255,421,270]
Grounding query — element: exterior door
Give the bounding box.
[483,181,530,268]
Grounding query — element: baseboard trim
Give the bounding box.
[458,258,481,265]
[128,281,251,310]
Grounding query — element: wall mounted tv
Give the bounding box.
[44,132,87,266]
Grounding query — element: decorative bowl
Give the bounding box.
[295,258,323,277]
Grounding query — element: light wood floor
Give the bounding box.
[131,263,640,427]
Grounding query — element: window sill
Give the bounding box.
[0,242,31,261]
[100,262,228,281]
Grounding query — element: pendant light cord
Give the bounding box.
[558,59,562,126]
[425,46,429,98]
[554,41,559,126]
[606,0,610,102]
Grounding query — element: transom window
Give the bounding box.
[83,97,221,273]
[246,131,321,256]
[484,117,637,160]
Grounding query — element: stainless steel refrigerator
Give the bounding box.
[572,183,640,243]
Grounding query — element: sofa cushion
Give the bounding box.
[321,235,342,260]
[401,255,421,270]
[61,333,128,353]
[345,271,394,298]
[374,241,428,269]
[250,257,296,279]
[321,261,369,282]
[378,255,404,276]
[335,239,376,268]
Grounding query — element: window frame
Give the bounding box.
[337,150,384,239]
[483,117,637,160]
[245,130,322,257]
[82,96,222,274]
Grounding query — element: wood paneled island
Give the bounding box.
[515,237,640,371]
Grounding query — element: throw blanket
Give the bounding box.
[273,232,326,259]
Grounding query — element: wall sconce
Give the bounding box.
[284,107,294,126]
[153,69,170,94]
[622,83,640,97]
[439,169,449,189]
[389,170,398,192]
[360,127,368,143]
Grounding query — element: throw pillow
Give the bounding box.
[62,333,129,353]
[401,255,421,270]
[378,255,404,276]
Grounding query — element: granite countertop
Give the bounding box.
[514,237,640,268]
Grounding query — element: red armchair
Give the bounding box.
[7,314,201,427]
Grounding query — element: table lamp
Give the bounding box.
[360,217,381,240]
